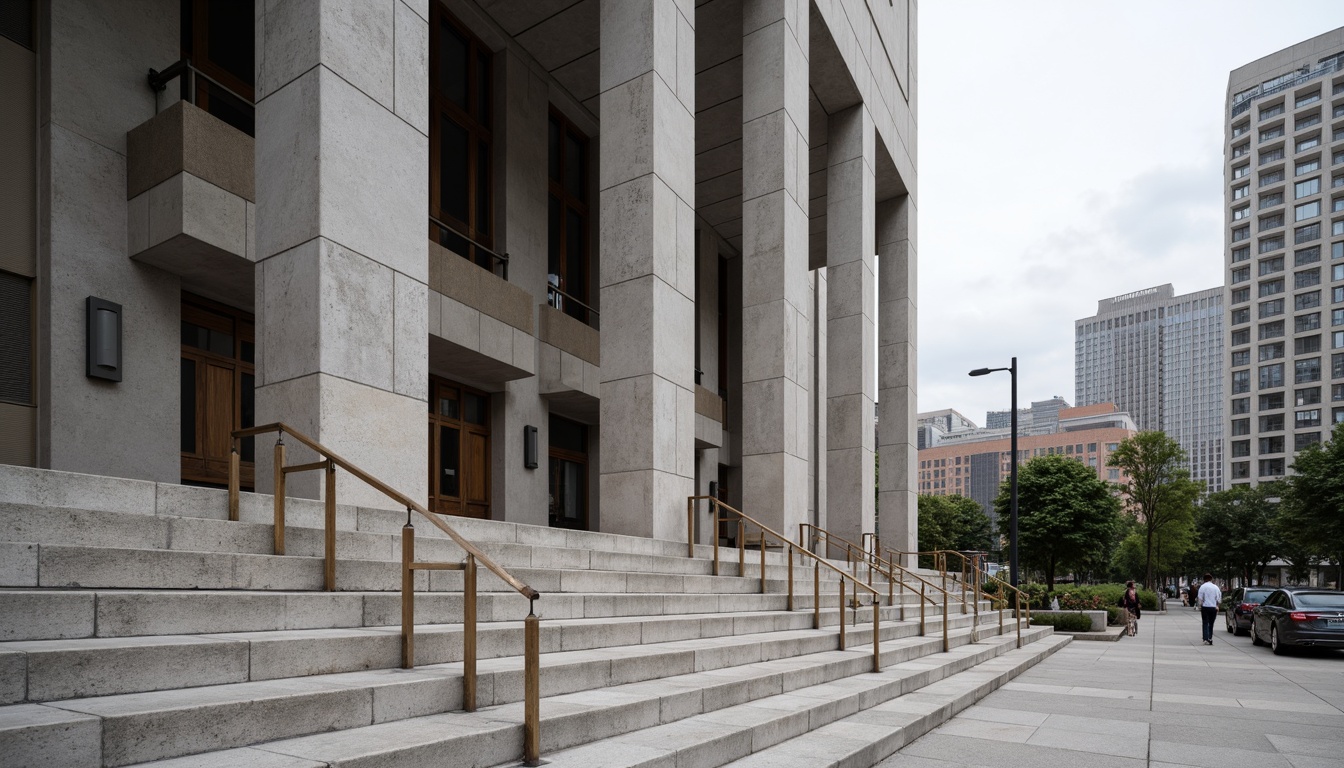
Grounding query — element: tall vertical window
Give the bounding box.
[429,8,495,272]
[547,110,592,324]
[181,0,256,136]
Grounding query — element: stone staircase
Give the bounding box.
[0,466,1067,767]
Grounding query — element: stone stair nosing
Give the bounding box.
[1,598,997,703]
[118,624,1059,768]
[0,611,1016,767]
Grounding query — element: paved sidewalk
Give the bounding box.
[878,606,1344,768]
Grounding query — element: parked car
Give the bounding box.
[1250,589,1344,655]
[1222,586,1277,635]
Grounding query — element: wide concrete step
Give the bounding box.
[0,580,986,645]
[0,589,794,642]
[0,502,800,580]
[7,544,832,595]
[0,612,1009,766]
[716,634,1073,768]
[3,599,1002,703]
[120,623,1053,768]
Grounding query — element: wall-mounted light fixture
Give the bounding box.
[86,297,122,382]
[523,425,538,469]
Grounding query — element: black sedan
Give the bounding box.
[1223,587,1276,635]
[1250,589,1344,655]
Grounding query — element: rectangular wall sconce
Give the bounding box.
[86,297,122,382]
[524,425,538,469]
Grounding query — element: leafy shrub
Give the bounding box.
[1030,612,1094,632]
[1105,606,1125,626]
[1025,583,1159,612]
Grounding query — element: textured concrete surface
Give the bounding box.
[879,608,1344,768]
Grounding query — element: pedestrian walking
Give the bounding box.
[1197,572,1222,645]
[1187,582,1199,611]
[1119,580,1142,637]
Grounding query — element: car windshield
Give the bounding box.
[1293,593,1344,608]
[1244,590,1273,602]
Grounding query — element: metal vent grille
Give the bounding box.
[0,270,33,404]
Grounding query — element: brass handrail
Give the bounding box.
[230,422,542,764]
[686,496,884,671]
[802,524,962,651]
[973,563,1030,648]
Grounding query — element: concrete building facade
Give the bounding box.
[0,0,918,549]
[917,402,1137,526]
[1223,29,1344,487]
[1075,284,1225,492]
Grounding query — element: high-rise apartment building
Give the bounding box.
[1224,29,1344,486]
[1075,284,1224,492]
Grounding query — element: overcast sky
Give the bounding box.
[915,2,1344,425]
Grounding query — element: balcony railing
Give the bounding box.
[148,58,254,136]
[1231,55,1344,117]
[546,282,599,327]
[430,215,509,280]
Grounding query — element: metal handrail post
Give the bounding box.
[759,531,766,594]
[737,518,745,576]
[787,544,795,611]
[686,497,694,558]
[712,504,720,576]
[872,596,881,672]
[401,517,415,668]
[839,579,846,650]
[523,609,540,766]
[273,436,286,555]
[813,563,821,629]
[228,439,240,521]
[942,588,950,652]
[464,554,477,712]
[919,582,926,635]
[324,461,337,591]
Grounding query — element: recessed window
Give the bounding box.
[1261,103,1285,120]
[1260,392,1284,410]
[1295,268,1321,288]
[1232,225,1250,242]
[1232,369,1251,393]
[1233,245,1251,262]
[1296,223,1321,244]
[1234,205,1250,220]
[1260,192,1284,209]
[1259,320,1284,339]
[1295,113,1321,131]
[1296,201,1322,221]
[1295,90,1321,108]
[1258,342,1283,361]
[1234,164,1250,179]
[1260,362,1285,388]
[1259,236,1285,253]
[1233,143,1250,158]
[1296,135,1321,152]
[1261,213,1284,230]
[1296,386,1321,406]
[1259,298,1285,318]
[1295,357,1322,383]
[1261,169,1285,187]
[429,7,497,273]
[1260,125,1285,141]
[1259,278,1284,296]
[1295,246,1321,265]
[1295,335,1321,355]
[1296,178,1321,199]
[1234,184,1250,199]
[1232,287,1250,304]
[1233,349,1251,366]
[1296,310,1321,330]
[1232,397,1251,414]
[1232,266,1250,283]
[1261,147,1285,165]
[1297,158,1322,175]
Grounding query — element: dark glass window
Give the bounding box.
[547,110,592,325]
[181,0,255,136]
[430,8,495,272]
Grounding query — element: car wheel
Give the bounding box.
[1271,623,1289,656]
[1251,622,1265,646]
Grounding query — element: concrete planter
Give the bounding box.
[1032,609,1108,632]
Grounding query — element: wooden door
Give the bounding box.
[180,295,254,489]
[428,377,491,518]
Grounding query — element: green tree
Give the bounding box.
[993,454,1122,591]
[1107,431,1202,590]
[918,494,993,554]
[1195,484,1282,585]
[1279,422,1344,588]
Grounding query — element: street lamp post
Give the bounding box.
[970,357,1018,588]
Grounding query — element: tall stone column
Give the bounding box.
[877,197,918,560]
[826,105,876,546]
[740,0,810,534]
[598,0,696,540]
[253,1,429,506]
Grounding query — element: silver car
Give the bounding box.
[1250,589,1344,655]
